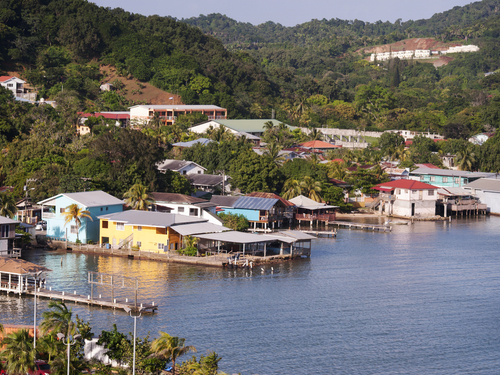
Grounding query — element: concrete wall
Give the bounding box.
[393,199,436,217]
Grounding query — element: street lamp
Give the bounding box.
[57,332,81,375]
[23,269,43,349]
[124,307,145,375]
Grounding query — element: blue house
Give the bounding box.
[409,168,497,188]
[211,195,288,230]
[38,191,124,243]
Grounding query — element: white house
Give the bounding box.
[0,76,25,97]
[373,180,438,218]
[150,193,223,225]
[463,178,500,215]
[129,105,227,126]
[156,159,206,175]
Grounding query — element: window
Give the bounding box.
[178,207,184,213]
[412,190,417,194]
[137,226,142,231]
[404,189,408,193]
[428,190,435,196]
[60,208,65,213]
[157,243,165,250]
[101,237,109,244]
[183,170,187,175]
[106,207,108,211]
[116,222,124,231]
[7,83,13,87]
[454,178,460,184]
[1,225,8,238]
[102,221,108,229]
[443,177,448,183]
[136,241,141,247]
[198,170,201,174]
[430,176,435,182]
[70,225,78,234]
[156,227,166,235]
[420,176,424,181]
[100,207,103,211]
[189,208,198,216]
[396,189,401,195]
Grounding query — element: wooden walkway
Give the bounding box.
[297,230,337,238]
[20,287,158,313]
[329,221,391,232]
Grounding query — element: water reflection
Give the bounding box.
[2,216,500,374]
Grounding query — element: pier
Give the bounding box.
[329,221,391,232]
[24,286,158,313]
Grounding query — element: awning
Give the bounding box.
[374,187,394,192]
[170,222,231,236]
[194,231,296,244]
[0,258,51,275]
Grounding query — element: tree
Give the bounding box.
[300,176,322,202]
[456,145,477,171]
[281,178,302,200]
[0,329,36,375]
[217,213,249,231]
[61,204,93,242]
[263,142,285,166]
[151,332,196,374]
[123,184,155,210]
[0,193,17,218]
[40,301,75,337]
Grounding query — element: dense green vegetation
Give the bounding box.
[1,0,500,206]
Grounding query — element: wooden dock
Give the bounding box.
[329,221,391,232]
[297,230,337,238]
[21,287,158,313]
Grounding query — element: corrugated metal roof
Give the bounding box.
[213,119,294,133]
[0,258,51,274]
[464,178,500,192]
[38,191,124,208]
[247,192,294,207]
[98,210,207,227]
[172,138,212,147]
[194,231,295,244]
[171,222,231,236]
[411,168,497,178]
[211,196,240,207]
[437,187,473,196]
[276,230,316,240]
[233,196,278,211]
[188,174,225,186]
[151,193,207,205]
[0,215,19,225]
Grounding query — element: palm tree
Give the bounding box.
[40,301,75,337]
[308,128,323,141]
[36,332,64,363]
[263,121,275,132]
[151,332,196,374]
[263,142,285,166]
[328,162,348,181]
[281,179,302,200]
[62,204,93,242]
[183,235,199,248]
[123,184,155,211]
[456,146,476,171]
[300,176,322,202]
[211,125,230,142]
[0,329,36,375]
[0,193,17,218]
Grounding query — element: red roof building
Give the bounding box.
[300,140,342,149]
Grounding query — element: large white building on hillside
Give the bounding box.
[370,45,479,62]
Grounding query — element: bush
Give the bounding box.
[177,246,198,256]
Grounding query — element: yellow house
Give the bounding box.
[98,210,211,252]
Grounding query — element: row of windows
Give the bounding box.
[420,176,461,184]
[396,189,434,196]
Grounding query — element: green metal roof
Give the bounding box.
[213,119,295,133]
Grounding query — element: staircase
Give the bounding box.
[118,234,134,249]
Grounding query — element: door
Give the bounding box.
[411,203,415,216]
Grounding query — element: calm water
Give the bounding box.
[2,216,500,374]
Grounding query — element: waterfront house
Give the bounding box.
[463,178,500,215]
[98,210,229,251]
[409,167,496,188]
[0,216,19,257]
[288,195,337,226]
[372,180,438,218]
[38,191,124,243]
[247,192,295,223]
[15,198,42,225]
[436,187,487,217]
[150,192,222,225]
[211,195,288,230]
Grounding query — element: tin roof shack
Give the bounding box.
[437,187,487,217]
[0,216,19,258]
[247,192,295,222]
[373,180,438,218]
[213,196,288,231]
[463,178,500,215]
[194,230,314,263]
[0,258,50,294]
[288,195,338,226]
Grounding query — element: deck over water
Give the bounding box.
[1,286,158,313]
[329,221,392,232]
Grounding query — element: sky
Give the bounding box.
[90,0,474,26]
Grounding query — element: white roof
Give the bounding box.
[194,231,297,244]
[437,187,474,197]
[0,215,19,225]
[288,195,338,210]
[38,191,124,208]
[464,178,500,192]
[171,222,231,236]
[98,210,206,227]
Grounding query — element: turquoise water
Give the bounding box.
[2,216,500,374]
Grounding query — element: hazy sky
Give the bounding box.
[90,0,474,26]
